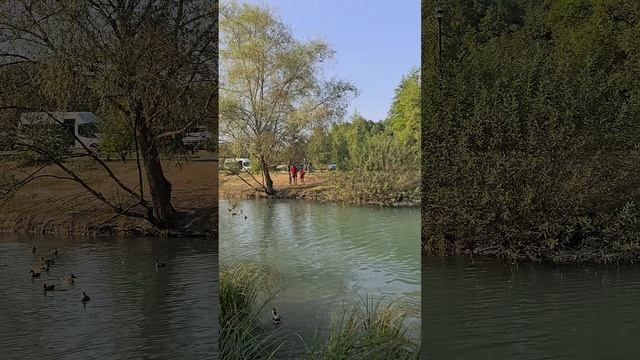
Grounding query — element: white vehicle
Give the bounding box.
[182,126,212,150]
[224,157,251,171]
[18,112,100,149]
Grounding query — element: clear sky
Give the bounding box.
[243,0,420,122]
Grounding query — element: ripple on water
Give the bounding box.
[423,255,640,360]
[0,235,218,360]
[220,199,421,354]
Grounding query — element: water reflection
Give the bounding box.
[423,255,640,359]
[0,233,218,359]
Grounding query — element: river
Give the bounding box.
[219,199,421,354]
[422,255,640,359]
[0,233,218,359]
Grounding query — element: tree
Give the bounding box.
[96,108,134,162]
[423,0,640,261]
[0,0,217,229]
[306,126,331,166]
[386,69,421,150]
[219,2,356,195]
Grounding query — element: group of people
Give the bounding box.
[288,163,306,185]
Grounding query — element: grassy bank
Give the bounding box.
[219,170,420,207]
[0,156,216,237]
[219,262,420,359]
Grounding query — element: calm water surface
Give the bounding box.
[220,199,420,352]
[0,234,218,360]
[423,255,640,360]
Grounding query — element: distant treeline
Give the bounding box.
[423,0,640,262]
[307,69,420,172]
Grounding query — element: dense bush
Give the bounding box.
[423,0,640,262]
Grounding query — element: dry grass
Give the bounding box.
[0,155,216,235]
[219,171,328,200]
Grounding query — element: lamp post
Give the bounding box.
[434,6,444,57]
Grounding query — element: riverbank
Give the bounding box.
[219,170,420,207]
[0,158,216,237]
[423,230,640,264]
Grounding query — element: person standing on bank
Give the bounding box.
[291,164,298,185]
[300,166,305,184]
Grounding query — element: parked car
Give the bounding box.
[275,164,288,171]
[182,126,212,152]
[327,163,337,171]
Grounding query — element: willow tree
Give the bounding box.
[0,0,217,229]
[220,2,356,195]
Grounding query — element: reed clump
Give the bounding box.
[219,262,284,360]
[303,294,420,360]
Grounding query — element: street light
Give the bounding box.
[434,6,444,57]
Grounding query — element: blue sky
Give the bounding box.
[243,0,420,122]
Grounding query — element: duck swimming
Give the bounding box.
[81,292,90,302]
[40,256,55,265]
[64,274,77,283]
[272,308,281,325]
[32,246,36,254]
[43,283,55,291]
[30,269,41,278]
[155,259,166,269]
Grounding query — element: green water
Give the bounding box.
[0,234,218,359]
[423,255,640,360]
[220,199,421,353]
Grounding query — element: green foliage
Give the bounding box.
[219,262,284,359]
[386,69,421,152]
[96,108,133,161]
[423,0,640,262]
[325,170,420,206]
[18,122,72,162]
[304,295,420,360]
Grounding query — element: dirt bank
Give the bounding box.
[219,171,420,206]
[0,157,216,237]
[219,171,329,200]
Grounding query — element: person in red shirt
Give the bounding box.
[291,164,298,185]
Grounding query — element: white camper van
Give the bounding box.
[224,157,251,171]
[18,112,100,149]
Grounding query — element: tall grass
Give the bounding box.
[219,262,421,359]
[219,262,284,359]
[303,294,420,360]
[325,170,420,206]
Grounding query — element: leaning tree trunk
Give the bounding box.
[137,118,176,228]
[260,154,275,195]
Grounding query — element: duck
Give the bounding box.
[81,292,90,302]
[40,256,55,265]
[155,259,166,269]
[32,246,36,254]
[244,215,247,220]
[53,248,58,257]
[271,308,281,325]
[43,283,56,291]
[30,269,41,278]
[64,274,77,283]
